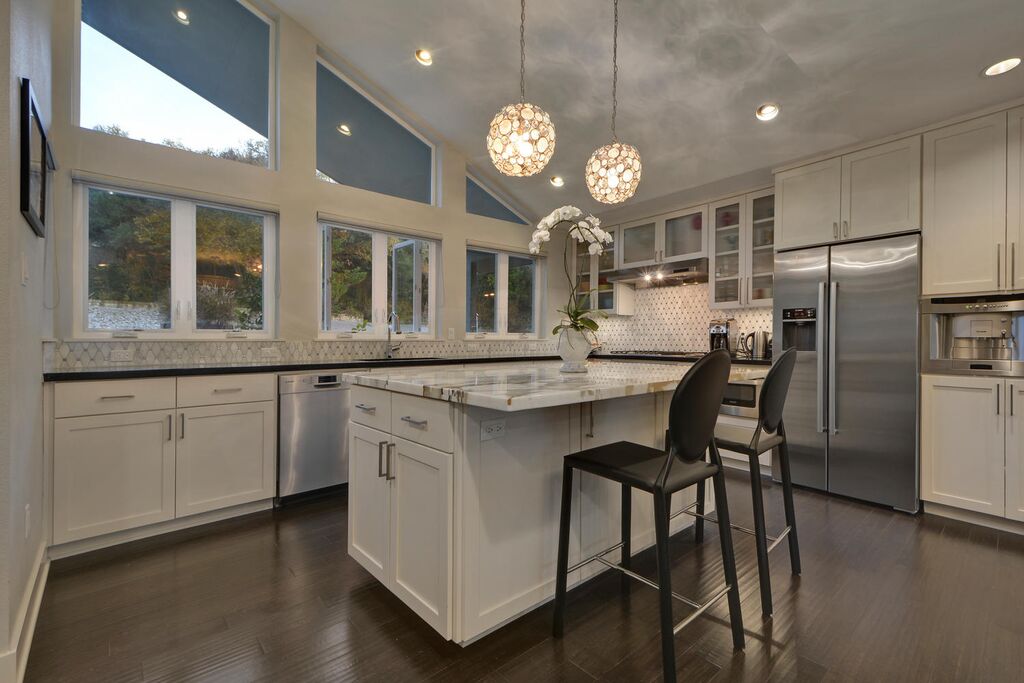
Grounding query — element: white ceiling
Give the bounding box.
[275,0,1024,219]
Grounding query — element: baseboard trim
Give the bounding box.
[48,499,274,560]
[0,540,49,683]
[923,502,1024,535]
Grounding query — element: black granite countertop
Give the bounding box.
[42,351,770,382]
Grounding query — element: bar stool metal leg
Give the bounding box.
[712,445,746,651]
[694,478,705,544]
[653,489,678,683]
[553,464,574,638]
[620,484,632,592]
[778,424,802,576]
[748,453,773,618]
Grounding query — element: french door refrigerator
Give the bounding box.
[772,234,919,511]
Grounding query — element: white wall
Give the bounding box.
[1,0,55,679]
[48,1,568,346]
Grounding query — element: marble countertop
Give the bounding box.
[344,359,769,412]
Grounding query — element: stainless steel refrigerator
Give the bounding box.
[772,234,919,511]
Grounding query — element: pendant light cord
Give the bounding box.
[611,0,618,141]
[520,0,526,102]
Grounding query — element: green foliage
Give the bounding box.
[93,123,269,167]
[329,228,372,327]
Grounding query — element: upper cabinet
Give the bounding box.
[709,189,775,309]
[576,236,634,316]
[618,205,707,268]
[922,112,1007,295]
[1009,106,1024,291]
[776,137,921,250]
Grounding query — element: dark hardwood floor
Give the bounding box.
[26,470,1024,682]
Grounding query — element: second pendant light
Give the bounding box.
[585,0,642,204]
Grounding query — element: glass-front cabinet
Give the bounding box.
[576,235,634,316]
[709,188,775,309]
[618,205,707,268]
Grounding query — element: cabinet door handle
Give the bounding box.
[997,388,1000,416]
[378,440,388,477]
[843,220,849,237]
[997,244,1002,288]
[212,387,243,394]
[386,442,396,481]
[167,414,173,441]
[1013,243,1016,286]
[354,403,376,412]
[400,416,428,428]
[1012,385,1015,417]
[833,222,839,239]
[179,413,185,439]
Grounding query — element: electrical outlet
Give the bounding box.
[481,418,506,441]
[24,504,30,538]
[448,328,455,340]
[110,348,134,362]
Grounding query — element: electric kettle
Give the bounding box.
[741,331,771,359]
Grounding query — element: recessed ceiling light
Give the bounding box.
[414,49,433,66]
[755,102,779,121]
[173,9,190,25]
[549,175,564,187]
[984,57,1021,77]
[336,123,352,136]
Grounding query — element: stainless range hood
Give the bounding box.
[606,258,709,287]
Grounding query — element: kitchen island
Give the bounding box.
[343,359,767,644]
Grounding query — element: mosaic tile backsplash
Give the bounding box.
[43,284,771,372]
[597,284,772,352]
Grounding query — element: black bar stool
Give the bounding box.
[553,349,743,683]
[692,347,801,618]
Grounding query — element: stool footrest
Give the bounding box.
[678,507,791,550]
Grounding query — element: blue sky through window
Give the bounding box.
[80,24,266,155]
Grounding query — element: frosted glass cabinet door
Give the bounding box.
[709,199,744,309]
[662,206,707,263]
[620,219,658,267]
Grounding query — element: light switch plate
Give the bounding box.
[481,418,506,441]
[20,252,29,286]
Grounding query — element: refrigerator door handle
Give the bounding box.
[817,282,827,432]
[828,282,838,435]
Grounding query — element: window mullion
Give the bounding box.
[171,198,196,337]
[497,253,510,335]
[372,232,388,337]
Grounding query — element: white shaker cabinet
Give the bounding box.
[921,375,1004,516]
[349,423,391,584]
[1004,381,1024,522]
[389,436,452,635]
[922,112,1007,295]
[775,157,842,250]
[53,410,176,544]
[1008,106,1024,291]
[175,401,276,518]
[840,136,921,241]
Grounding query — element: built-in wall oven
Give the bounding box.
[921,294,1024,376]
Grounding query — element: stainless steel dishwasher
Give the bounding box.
[278,372,349,498]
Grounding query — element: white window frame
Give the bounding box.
[320,222,439,340]
[73,0,278,170]
[465,247,543,339]
[315,56,437,205]
[73,182,278,340]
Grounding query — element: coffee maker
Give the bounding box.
[709,318,737,353]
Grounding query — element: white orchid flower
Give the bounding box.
[529,240,541,253]
[588,242,602,255]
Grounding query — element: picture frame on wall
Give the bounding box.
[20,78,56,238]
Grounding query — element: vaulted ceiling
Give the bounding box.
[275,0,1024,219]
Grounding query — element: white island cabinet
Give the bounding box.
[344,360,767,644]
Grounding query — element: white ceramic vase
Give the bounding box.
[556,328,593,373]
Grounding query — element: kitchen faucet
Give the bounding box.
[386,311,401,359]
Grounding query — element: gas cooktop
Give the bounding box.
[607,350,708,360]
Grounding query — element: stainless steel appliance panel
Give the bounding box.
[828,235,919,510]
[278,373,349,497]
[773,247,830,490]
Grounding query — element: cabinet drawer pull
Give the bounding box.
[833,222,838,239]
[167,414,173,441]
[180,413,185,439]
[997,389,1000,416]
[100,394,135,401]
[212,387,243,394]
[355,403,376,412]
[1012,385,1015,417]
[378,440,388,478]
[843,220,849,237]
[386,442,396,481]
[400,416,428,428]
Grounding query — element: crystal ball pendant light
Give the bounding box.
[586,0,641,204]
[486,0,556,177]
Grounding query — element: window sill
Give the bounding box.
[316,332,438,342]
[71,332,278,342]
[463,333,542,342]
